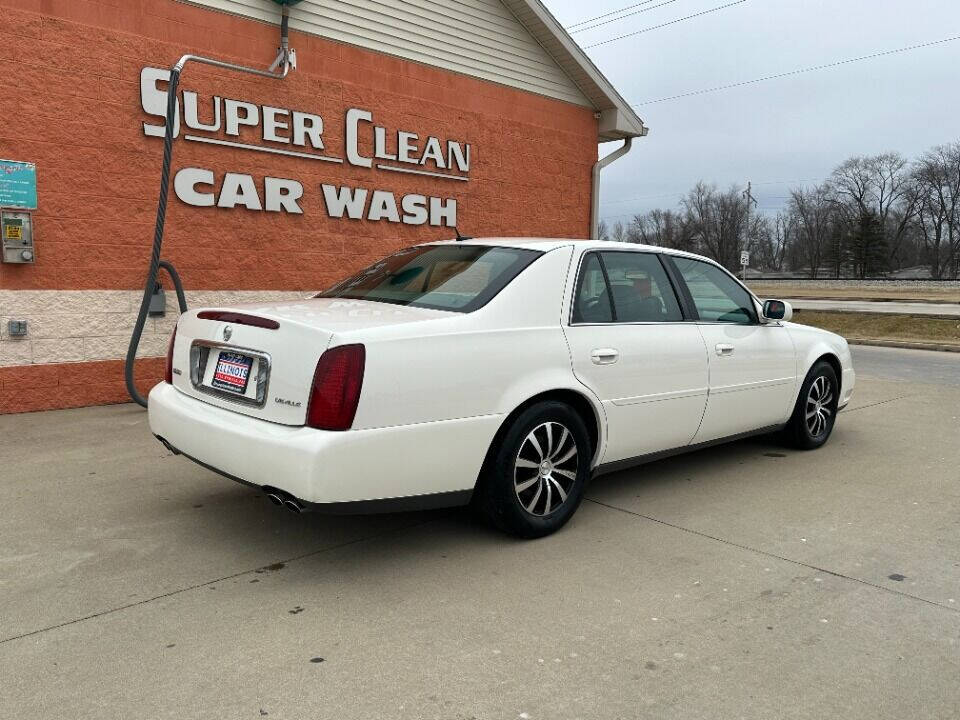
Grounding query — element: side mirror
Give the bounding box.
[762,299,792,323]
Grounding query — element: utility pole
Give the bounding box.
[741,181,757,280]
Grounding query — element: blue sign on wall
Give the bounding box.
[0,160,38,210]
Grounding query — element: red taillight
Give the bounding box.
[306,344,365,431]
[164,324,178,384]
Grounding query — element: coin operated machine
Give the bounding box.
[1,159,38,264]
[2,210,35,264]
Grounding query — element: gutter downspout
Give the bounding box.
[590,137,633,240]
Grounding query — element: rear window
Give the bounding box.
[318,245,542,313]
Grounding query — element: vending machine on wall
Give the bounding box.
[0,159,37,264]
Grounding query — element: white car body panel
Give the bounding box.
[171,299,454,425]
[150,382,500,502]
[692,322,798,442]
[564,321,709,462]
[342,246,577,430]
[784,322,856,408]
[148,238,855,510]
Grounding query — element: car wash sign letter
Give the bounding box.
[140,67,468,226]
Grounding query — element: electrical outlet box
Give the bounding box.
[149,284,167,317]
[2,210,35,263]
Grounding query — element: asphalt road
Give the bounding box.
[789,298,960,316]
[852,344,960,386]
[1,348,959,719]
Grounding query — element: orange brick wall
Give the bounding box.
[0,0,599,413]
[0,358,164,414]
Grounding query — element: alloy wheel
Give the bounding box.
[805,375,834,437]
[514,421,579,516]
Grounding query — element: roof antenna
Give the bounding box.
[453,226,471,242]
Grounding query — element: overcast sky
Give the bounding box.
[541,0,960,224]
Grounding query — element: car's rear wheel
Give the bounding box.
[786,361,839,449]
[476,401,591,538]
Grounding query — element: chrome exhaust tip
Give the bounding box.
[156,436,181,455]
[283,499,303,514]
[266,493,283,506]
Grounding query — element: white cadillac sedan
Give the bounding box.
[149,239,854,537]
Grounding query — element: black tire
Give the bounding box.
[785,361,839,450]
[475,401,591,538]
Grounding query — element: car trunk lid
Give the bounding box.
[170,298,452,425]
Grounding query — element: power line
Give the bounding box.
[602,190,688,205]
[752,178,823,186]
[632,34,960,105]
[601,211,650,221]
[601,178,824,206]
[566,1,662,30]
[602,203,787,222]
[569,0,681,34]
[584,0,747,49]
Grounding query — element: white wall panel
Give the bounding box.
[179,0,592,106]
[0,290,307,365]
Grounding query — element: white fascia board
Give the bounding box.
[599,108,649,142]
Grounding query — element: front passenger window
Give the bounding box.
[671,256,756,323]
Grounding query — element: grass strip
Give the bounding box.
[750,285,960,303]
[793,310,960,346]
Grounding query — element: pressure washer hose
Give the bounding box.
[124,63,185,408]
[124,16,293,407]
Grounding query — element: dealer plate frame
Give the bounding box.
[189,339,272,408]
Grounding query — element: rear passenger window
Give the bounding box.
[599,251,683,323]
[572,253,613,323]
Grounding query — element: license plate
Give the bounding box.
[211,351,254,395]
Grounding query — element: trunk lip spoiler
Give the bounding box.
[197,310,280,330]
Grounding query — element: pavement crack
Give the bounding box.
[839,394,913,414]
[0,516,439,646]
[585,498,959,614]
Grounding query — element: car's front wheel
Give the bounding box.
[786,360,839,449]
[476,401,591,538]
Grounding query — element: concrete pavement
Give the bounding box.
[788,298,960,316]
[1,350,959,719]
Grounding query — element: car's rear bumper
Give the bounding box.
[147,382,499,508]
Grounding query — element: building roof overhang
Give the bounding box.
[502,0,648,142]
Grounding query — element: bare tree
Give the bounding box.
[831,156,873,213]
[605,138,959,277]
[597,219,610,241]
[682,183,749,270]
[831,153,916,271]
[750,212,788,272]
[771,212,792,272]
[789,183,836,278]
[912,142,960,278]
[873,153,918,268]
[630,208,694,250]
[744,212,769,265]
[609,220,628,243]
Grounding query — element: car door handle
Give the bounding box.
[715,343,735,356]
[591,348,619,365]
